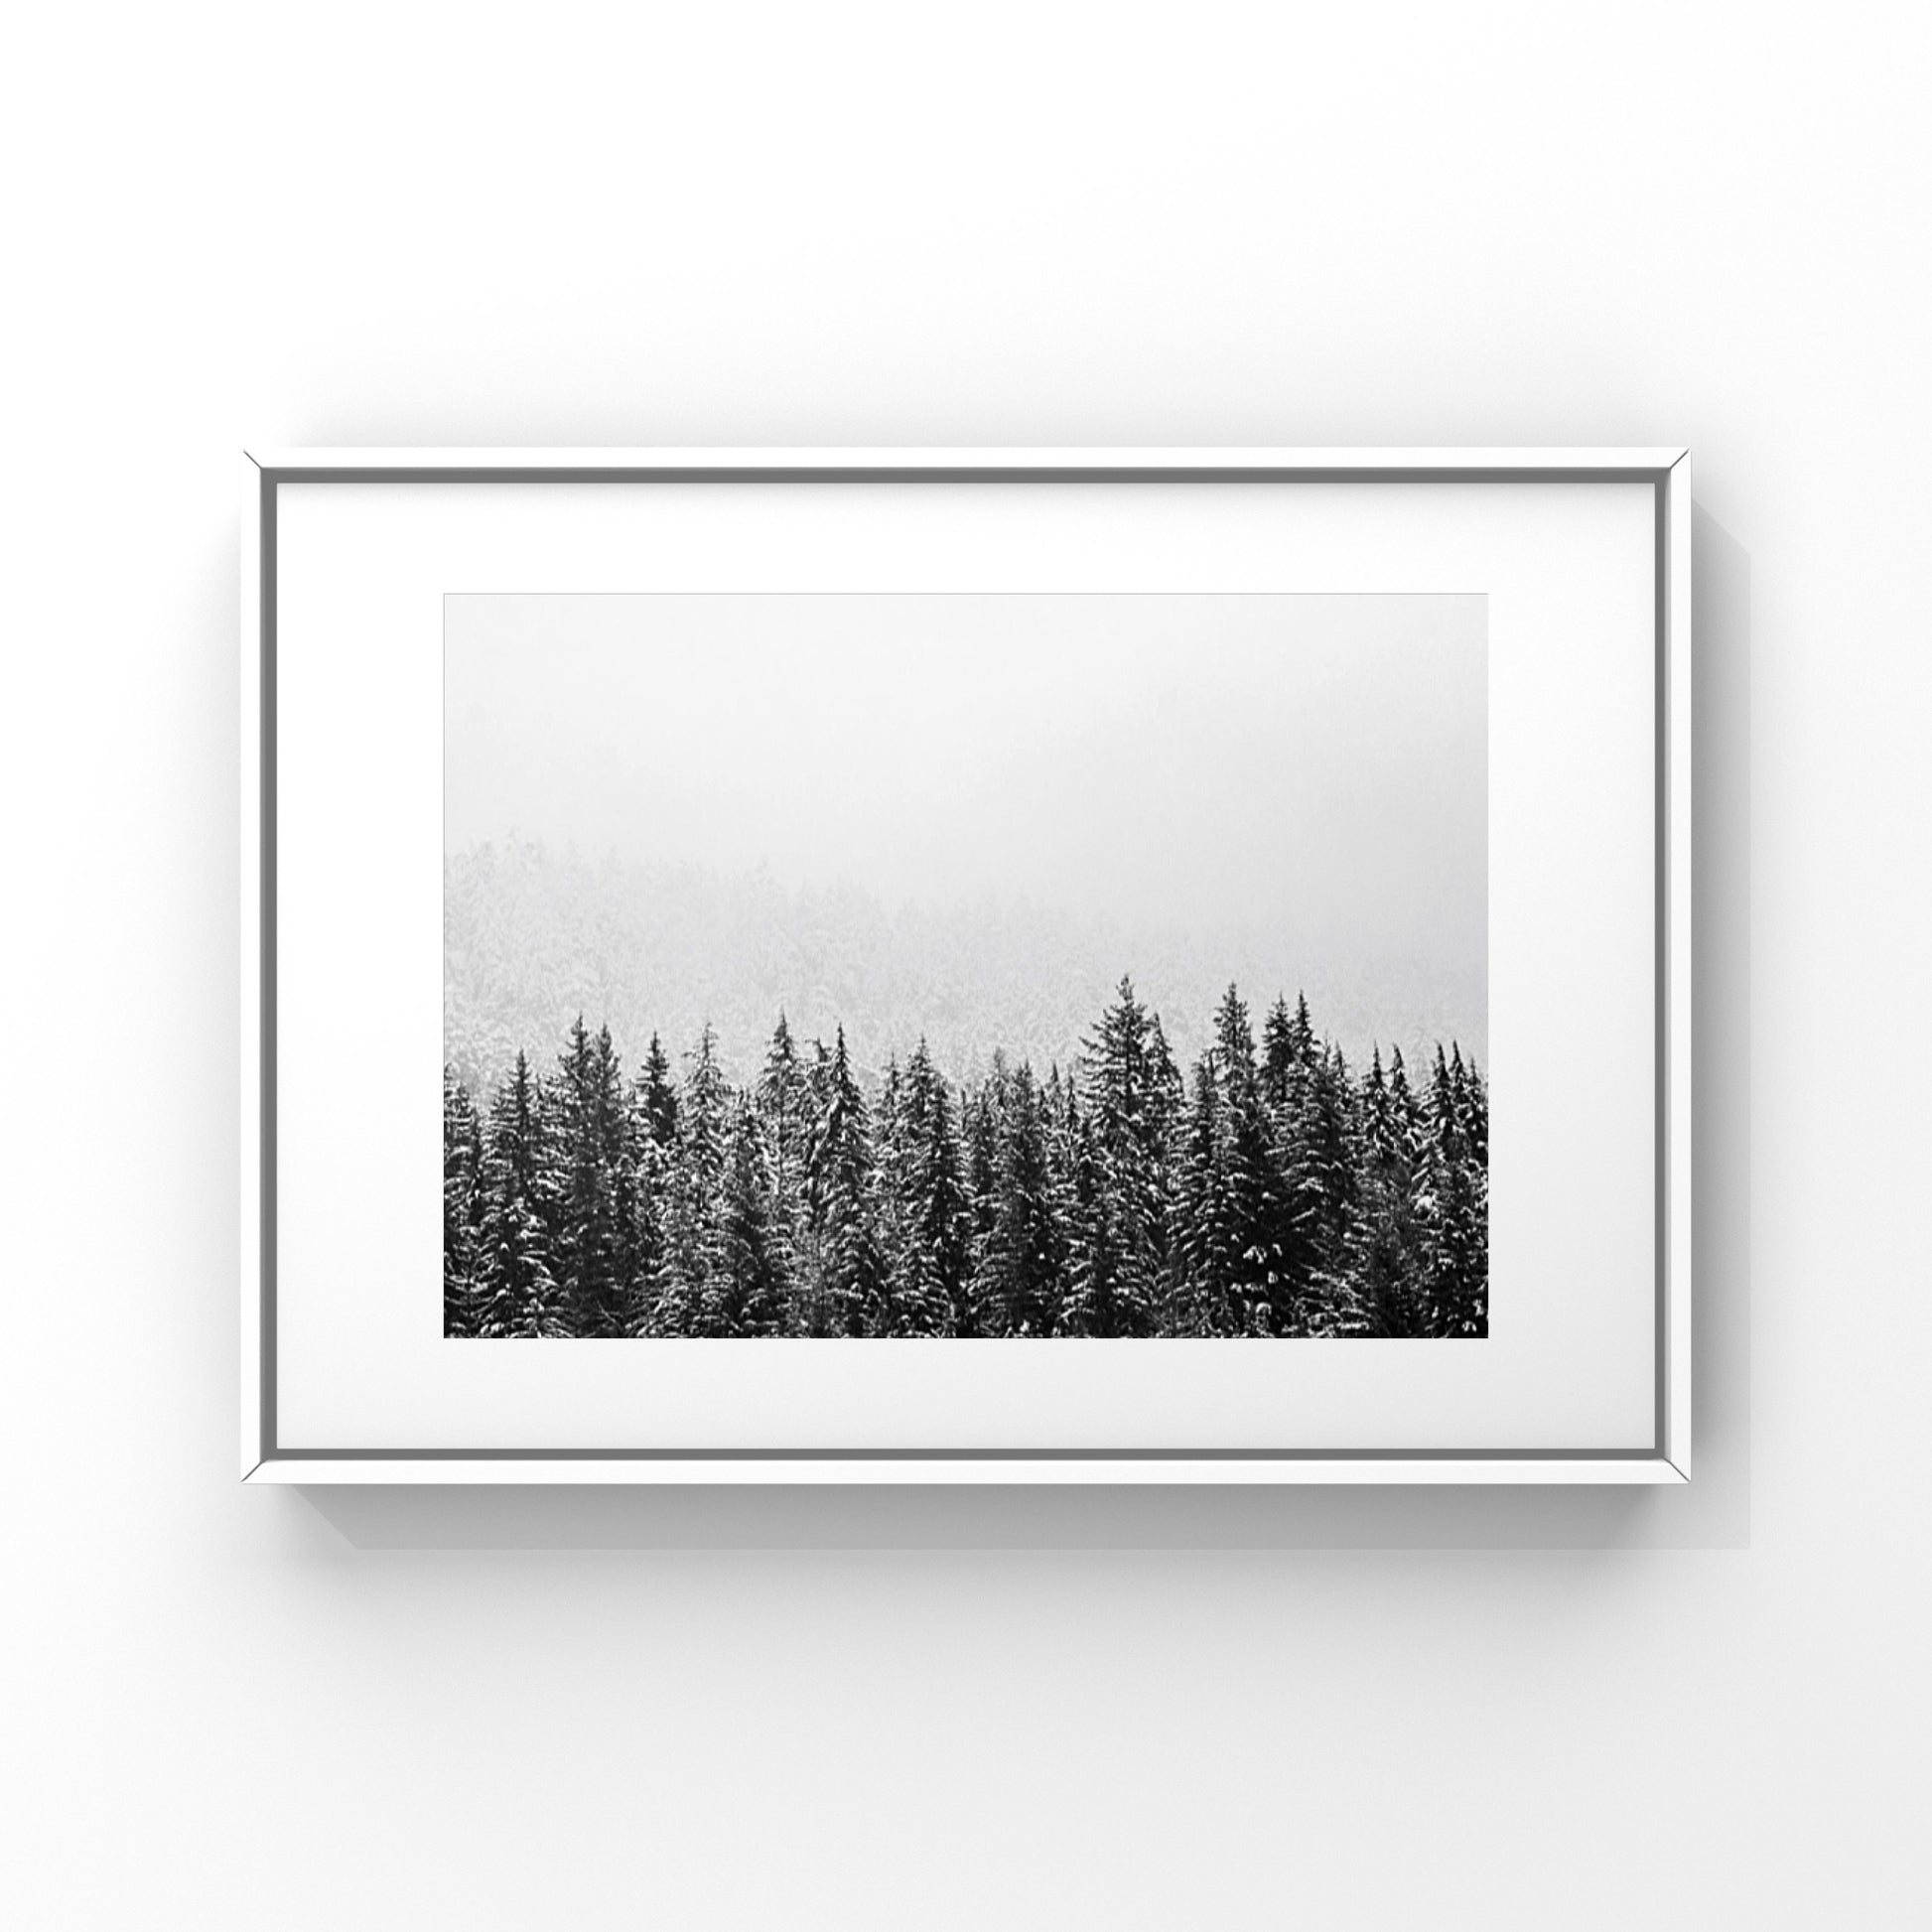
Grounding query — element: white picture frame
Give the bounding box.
[241,447,1691,1483]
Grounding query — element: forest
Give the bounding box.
[443,978,1487,1340]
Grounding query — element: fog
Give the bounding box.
[445,594,1486,997]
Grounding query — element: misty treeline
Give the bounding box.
[443,838,1485,1111]
[443,979,1487,1341]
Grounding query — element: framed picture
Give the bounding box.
[240,448,1691,1483]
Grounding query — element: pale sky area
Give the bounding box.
[445,591,1485,964]
[443,594,1485,1085]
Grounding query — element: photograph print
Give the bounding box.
[443,594,1487,1341]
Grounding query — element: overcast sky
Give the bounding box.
[445,593,1485,985]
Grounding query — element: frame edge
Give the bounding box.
[245,448,1690,1485]
[244,1456,1691,1486]
[240,452,265,1479]
[247,445,1694,478]
[1664,451,1695,1477]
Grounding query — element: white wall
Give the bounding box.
[2,2,1923,1925]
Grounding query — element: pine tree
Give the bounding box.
[622,1083,669,1336]
[443,1067,483,1336]
[474,1051,569,1337]
[1417,1043,1487,1336]
[755,1012,809,1309]
[1261,991,1358,1330]
[1301,1042,1368,1333]
[713,1095,785,1334]
[1061,1100,1130,1335]
[659,1023,731,1332]
[637,1032,679,1150]
[1459,1051,1490,1335]
[546,1017,633,1336]
[882,1040,970,1335]
[801,1027,886,1335]
[1457,1046,1488,1171]
[1261,991,1314,1111]
[1388,1044,1425,1164]
[1178,1051,1235,1332]
[621,1034,677,1333]
[981,1062,1065,1336]
[1206,986,1300,1332]
[1342,1046,1429,1336]
[873,1054,910,1326]
[1144,1013,1186,1324]
[1077,977,1173,1334]
[958,1064,1004,1335]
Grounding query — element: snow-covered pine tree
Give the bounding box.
[1144,1012,1186,1325]
[658,1023,731,1333]
[801,1027,887,1335]
[754,1013,808,1315]
[957,1060,1005,1335]
[621,1034,677,1333]
[1076,977,1174,1335]
[595,1023,648,1331]
[1040,1061,1084,1326]
[1265,992,1325,1271]
[1456,1044,1488,1172]
[871,1054,910,1331]
[621,1079,668,1336]
[1299,1041,1369,1334]
[981,1061,1065,1336]
[1416,1043,1487,1336]
[1211,985,1301,1333]
[474,1050,569,1337]
[712,1094,785,1334]
[1340,1045,1429,1336]
[1388,1044,1426,1167]
[638,1031,679,1151]
[1060,1100,1131,1335]
[1458,1048,1490,1335]
[443,1067,483,1335]
[1177,1052,1230,1333]
[545,1017,634,1336]
[1260,991,1315,1111]
[882,1040,969,1335]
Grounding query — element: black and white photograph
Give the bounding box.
[443,593,1488,1340]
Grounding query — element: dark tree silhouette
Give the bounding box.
[445,986,1486,1340]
